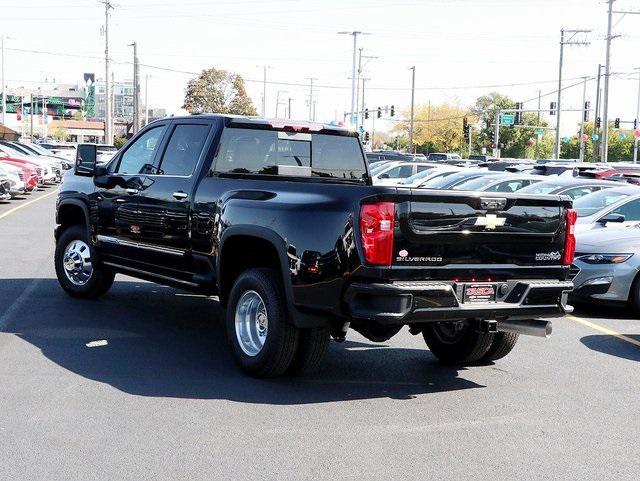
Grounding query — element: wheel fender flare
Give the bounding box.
[56,198,91,242]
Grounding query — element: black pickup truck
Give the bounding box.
[54,115,575,377]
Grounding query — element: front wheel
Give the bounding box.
[226,268,299,378]
[54,225,114,299]
[422,321,494,364]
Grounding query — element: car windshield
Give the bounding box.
[401,168,438,184]
[518,182,564,195]
[573,189,631,217]
[370,163,394,175]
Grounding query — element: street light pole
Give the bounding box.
[409,66,415,152]
[593,64,602,162]
[129,42,140,134]
[579,76,587,161]
[101,0,114,144]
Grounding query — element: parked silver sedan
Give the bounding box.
[571,227,640,312]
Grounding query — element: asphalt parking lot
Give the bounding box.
[0,190,639,481]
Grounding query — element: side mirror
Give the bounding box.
[75,144,97,176]
[597,213,625,225]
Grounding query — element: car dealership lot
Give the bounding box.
[1,193,639,480]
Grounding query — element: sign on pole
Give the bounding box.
[500,114,515,126]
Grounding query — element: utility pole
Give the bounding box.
[144,74,150,126]
[494,110,501,159]
[594,64,602,162]
[305,77,317,121]
[338,31,369,125]
[554,28,591,159]
[634,68,640,163]
[602,0,615,162]
[258,65,270,117]
[361,77,369,129]
[535,89,541,158]
[129,42,140,134]
[354,50,377,129]
[30,94,33,141]
[603,3,640,161]
[101,0,114,144]
[579,76,587,161]
[409,66,416,152]
[275,90,287,118]
[287,97,292,119]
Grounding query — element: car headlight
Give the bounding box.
[578,254,633,264]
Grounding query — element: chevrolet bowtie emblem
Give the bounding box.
[475,214,506,230]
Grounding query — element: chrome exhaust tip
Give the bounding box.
[497,319,552,338]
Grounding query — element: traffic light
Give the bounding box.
[377,107,382,119]
[614,118,620,128]
[364,108,369,119]
[634,119,638,130]
[550,102,557,116]
[364,132,370,142]
[583,102,590,122]
[463,116,469,136]
[515,102,523,124]
[596,117,601,129]
[390,105,395,117]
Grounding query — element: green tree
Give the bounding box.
[183,67,257,116]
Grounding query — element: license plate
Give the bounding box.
[463,283,497,303]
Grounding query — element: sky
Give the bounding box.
[2,0,640,135]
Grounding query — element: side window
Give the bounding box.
[117,126,165,174]
[564,186,597,200]
[416,165,431,173]
[385,165,413,178]
[489,180,525,192]
[158,124,210,176]
[611,199,640,221]
[214,128,278,174]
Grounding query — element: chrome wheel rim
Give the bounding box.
[62,240,93,286]
[432,321,466,344]
[234,290,268,357]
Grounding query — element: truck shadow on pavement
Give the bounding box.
[0,278,485,404]
[580,335,640,362]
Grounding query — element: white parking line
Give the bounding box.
[0,278,42,331]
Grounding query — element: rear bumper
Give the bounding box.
[344,279,573,324]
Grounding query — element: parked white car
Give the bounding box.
[371,161,438,185]
[574,186,640,232]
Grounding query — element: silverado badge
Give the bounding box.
[475,214,506,230]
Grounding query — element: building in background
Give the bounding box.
[95,79,134,124]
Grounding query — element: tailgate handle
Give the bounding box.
[480,197,507,210]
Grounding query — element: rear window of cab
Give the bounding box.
[213,128,367,181]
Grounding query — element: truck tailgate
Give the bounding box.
[393,189,571,267]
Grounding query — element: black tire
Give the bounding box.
[422,322,494,365]
[288,327,331,374]
[480,332,519,362]
[226,268,299,378]
[630,274,640,316]
[54,224,114,299]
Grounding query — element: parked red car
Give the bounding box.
[0,157,40,191]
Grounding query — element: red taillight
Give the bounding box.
[563,208,577,265]
[360,202,395,266]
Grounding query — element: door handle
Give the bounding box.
[126,188,139,195]
[172,191,188,200]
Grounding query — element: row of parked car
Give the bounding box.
[366,150,640,312]
[0,140,74,200]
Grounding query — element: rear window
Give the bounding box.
[214,128,366,181]
[573,189,630,217]
[428,154,447,161]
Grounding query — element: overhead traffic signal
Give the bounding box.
[614,118,620,128]
[364,108,369,119]
[377,107,382,119]
[390,105,395,117]
[634,119,638,130]
[596,117,601,129]
[515,102,523,124]
[462,116,469,136]
[550,102,557,116]
[364,132,370,142]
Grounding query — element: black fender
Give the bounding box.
[55,198,92,242]
[218,225,329,328]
